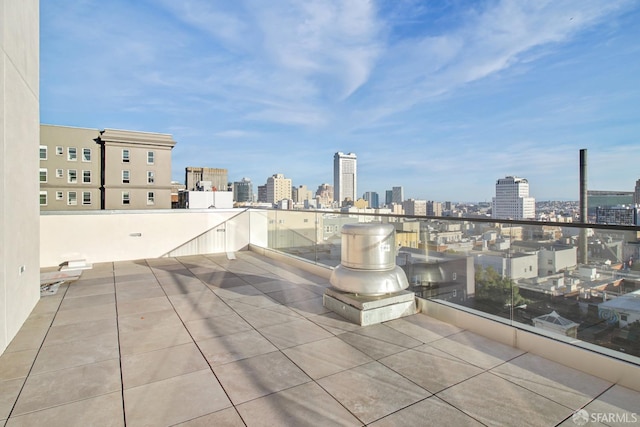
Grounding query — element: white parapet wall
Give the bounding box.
[40,209,252,267]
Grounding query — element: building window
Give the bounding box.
[68,191,77,206]
[39,168,48,183]
[39,145,47,160]
[82,148,91,162]
[68,169,77,183]
[122,149,130,163]
[56,168,63,178]
[122,170,130,184]
[56,146,63,155]
[147,191,155,205]
[68,147,77,161]
[82,192,91,205]
[83,170,91,183]
[39,191,47,206]
[147,151,154,164]
[147,171,155,184]
[56,191,63,200]
[122,191,130,205]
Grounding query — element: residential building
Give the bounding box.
[292,185,312,203]
[266,173,292,205]
[233,178,253,203]
[333,152,357,203]
[40,125,101,211]
[40,125,176,210]
[97,128,176,209]
[185,167,228,192]
[635,179,640,205]
[492,176,536,220]
[402,199,427,216]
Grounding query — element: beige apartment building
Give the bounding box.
[40,125,177,210]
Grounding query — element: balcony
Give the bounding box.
[1,208,639,425]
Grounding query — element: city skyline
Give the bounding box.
[40,1,640,202]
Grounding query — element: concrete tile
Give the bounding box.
[58,292,115,311]
[118,308,183,333]
[246,279,297,293]
[213,352,310,405]
[307,312,362,334]
[44,318,117,347]
[4,324,48,353]
[337,331,409,360]
[6,392,124,427]
[124,370,231,427]
[160,282,209,296]
[122,343,209,389]
[257,318,333,349]
[237,381,362,427]
[32,332,119,375]
[317,361,431,424]
[63,282,114,299]
[119,324,193,356]
[197,330,278,366]
[224,295,280,312]
[185,313,253,341]
[13,359,121,416]
[380,348,484,393]
[384,314,461,344]
[437,372,573,427]
[583,385,640,426]
[266,288,320,305]
[29,295,64,315]
[52,303,116,327]
[369,396,483,426]
[170,292,235,321]
[491,353,613,410]
[198,272,246,288]
[0,349,37,381]
[115,285,166,302]
[211,284,263,300]
[429,331,525,369]
[352,323,422,349]
[116,295,173,317]
[0,377,25,420]
[73,276,115,286]
[238,307,302,329]
[283,336,372,379]
[285,296,331,317]
[173,407,245,427]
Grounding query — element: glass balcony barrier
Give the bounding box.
[259,208,640,363]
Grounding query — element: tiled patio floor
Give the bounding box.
[1,252,638,426]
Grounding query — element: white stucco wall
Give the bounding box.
[40,209,251,267]
[0,0,41,354]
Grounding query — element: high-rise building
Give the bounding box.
[427,201,443,216]
[403,199,427,216]
[185,167,228,192]
[392,186,404,204]
[634,179,640,204]
[363,191,379,208]
[257,185,267,203]
[40,125,177,210]
[492,176,535,220]
[233,177,253,203]
[315,183,333,206]
[596,206,639,226]
[333,152,357,203]
[266,173,292,205]
[385,190,393,206]
[292,185,312,203]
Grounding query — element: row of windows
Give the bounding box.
[40,168,92,184]
[40,146,156,165]
[39,191,156,206]
[39,168,156,185]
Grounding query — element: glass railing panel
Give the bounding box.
[254,208,640,362]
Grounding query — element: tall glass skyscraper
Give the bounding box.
[333,152,357,203]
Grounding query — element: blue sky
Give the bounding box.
[40,0,640,202]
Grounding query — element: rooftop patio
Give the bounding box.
[1,251,638,426]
